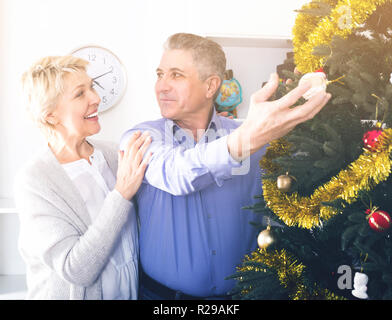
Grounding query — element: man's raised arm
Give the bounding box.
[120,73,331,196]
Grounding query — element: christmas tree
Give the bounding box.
[229,0,392,300]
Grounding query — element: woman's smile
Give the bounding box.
[84,110,99,121]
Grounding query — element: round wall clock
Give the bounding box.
[71,45,127,113]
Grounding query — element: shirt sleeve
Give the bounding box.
[119,125,243,196]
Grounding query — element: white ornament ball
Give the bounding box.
[298,72,327,100]
[352,288,368,299]
[353,272,368,287]
[352,272,369,299]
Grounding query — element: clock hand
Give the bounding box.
[93,80,105,90]
[93,69,113,81]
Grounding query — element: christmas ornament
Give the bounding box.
[363,129,383,151]
[351,272,369,299]
[257,225,274,249]
[237,249,344,300]
[366,207,391,232]
[261,128,392,229]
[277,172,296,192]
[298,72,327,100]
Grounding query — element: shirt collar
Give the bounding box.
[166,109,222,134]
[166,109,222,144]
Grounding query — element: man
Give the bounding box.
[120,33,330,299]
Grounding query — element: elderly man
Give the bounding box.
[120,33,330,300]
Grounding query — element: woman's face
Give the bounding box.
[49,71,101,141]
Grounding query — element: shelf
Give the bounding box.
[0,198,17,214]
[205,34,293,48]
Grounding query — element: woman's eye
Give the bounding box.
[75,90,84,98]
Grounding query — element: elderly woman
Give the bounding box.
[14,55,151,300]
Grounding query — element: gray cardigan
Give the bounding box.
[13,139,134,299]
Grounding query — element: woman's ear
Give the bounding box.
[205,75,221,99]
[45,113,59,126]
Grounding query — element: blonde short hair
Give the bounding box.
[21,55,89,138]
[164,33,226,83]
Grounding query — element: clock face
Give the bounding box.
[71,46,127,113]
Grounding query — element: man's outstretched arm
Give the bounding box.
[227,73,331,161]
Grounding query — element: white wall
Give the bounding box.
[0,0,309,198]
[188,0,307,38]
[0,213,24,274]
[223,45,291,119]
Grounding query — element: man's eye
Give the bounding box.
[156,72,163,79]
[172,72,182,78]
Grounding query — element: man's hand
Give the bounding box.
[227,73,331,161]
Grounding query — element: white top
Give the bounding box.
[62,148,138,300]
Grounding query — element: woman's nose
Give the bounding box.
[89,88,101,105]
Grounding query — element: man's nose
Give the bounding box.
[156,75,171,92]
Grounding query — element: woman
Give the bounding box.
[14,55,152,299]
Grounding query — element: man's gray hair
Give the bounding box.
[164,33,226,83]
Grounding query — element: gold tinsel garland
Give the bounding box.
[259,139,292,174]
[292,0,338,65]
[238,249,344,300]
[264,0,392,228]
[262,128,392,229]
[293,0,391,73]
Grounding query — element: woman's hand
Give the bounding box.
[115,131,152,200]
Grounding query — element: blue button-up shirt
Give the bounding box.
[120,112,266,297]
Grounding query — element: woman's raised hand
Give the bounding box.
[115,131,152,200]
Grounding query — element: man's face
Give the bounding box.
[155,49,209,121]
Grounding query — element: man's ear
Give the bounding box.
[205,75,221,99]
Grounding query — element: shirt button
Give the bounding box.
[211,250,216,255]
[207,214,212,219]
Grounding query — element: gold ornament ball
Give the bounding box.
[277,173,295,192]
[257,226,274,249]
